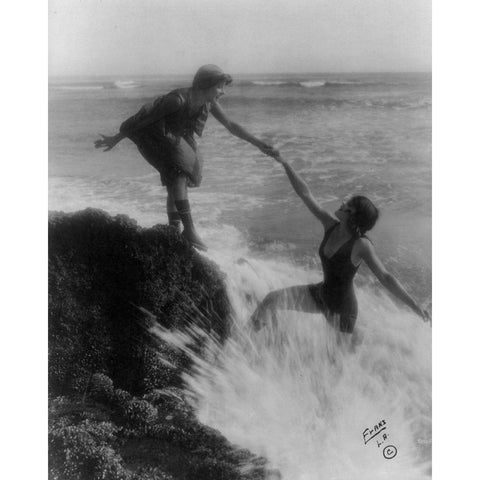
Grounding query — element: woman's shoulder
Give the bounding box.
[360,234,373,244]
[355,235,373,246]
[152,89,187,113]
[166,88,188,103]
[353,236,375,258]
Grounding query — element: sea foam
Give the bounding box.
[151,249,432,480]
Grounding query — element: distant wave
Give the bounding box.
[113,80,141,89]
[323,80,406,88]
[324,81,362,87]
[244,79,391,89]
[247,80,328,88]
[299,81,326,88]
[53,85,104,91]
[51,80,141,91]
[250,80,301,87]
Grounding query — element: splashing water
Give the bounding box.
[151,248,431,480]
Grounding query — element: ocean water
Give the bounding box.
[49,72,431,478]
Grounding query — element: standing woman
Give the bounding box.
[95,65,277,250]
[250,154,430,334]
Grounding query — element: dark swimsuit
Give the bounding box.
[308,222,365,333]
[119,88,209,187]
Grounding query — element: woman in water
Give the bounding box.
[250,154,430,334]
[95,64,278,251]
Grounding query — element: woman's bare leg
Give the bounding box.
[250,285,324,331]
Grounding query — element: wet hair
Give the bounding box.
[347,196,379,236]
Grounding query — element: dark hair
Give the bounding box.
[192,64,233,91]
[347,196,379,236]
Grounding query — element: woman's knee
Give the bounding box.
[264,291,275,302]
[264,290,283,306]
[173,175,187,188]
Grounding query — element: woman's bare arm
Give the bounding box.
[210,101,278,155]
[94,94,182,151]
[358,238,430,321]
[276,155,337,230]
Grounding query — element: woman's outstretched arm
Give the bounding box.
[210,101,278,156]
[94,94,182,151]
[357,238,430,322]
[275,154,337,230]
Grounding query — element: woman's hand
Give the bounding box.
[94,133,123,152]
[412,303,431,324]
[258,143,280,159]
[266,149,286,165]
[420,308,432,324]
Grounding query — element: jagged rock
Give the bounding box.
[49,208,232,396]
[48,209,272,480]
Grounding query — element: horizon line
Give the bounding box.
[49,70,432,79]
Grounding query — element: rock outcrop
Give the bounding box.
[48,209,275,480]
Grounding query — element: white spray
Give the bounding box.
[151,241,431,480]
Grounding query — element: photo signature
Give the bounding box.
[363,419,397,460]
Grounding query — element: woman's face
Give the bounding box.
[335,197,355,221]
[204,81,227,102]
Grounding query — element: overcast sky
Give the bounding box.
[49,0,431,76]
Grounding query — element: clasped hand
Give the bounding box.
[259,144,280,159]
